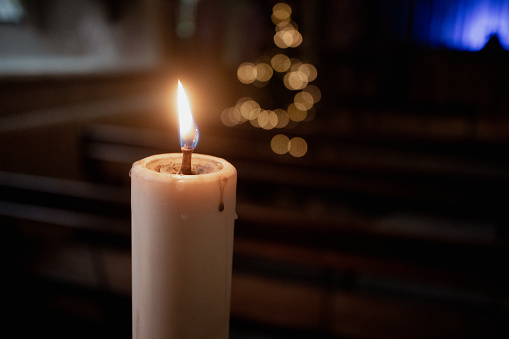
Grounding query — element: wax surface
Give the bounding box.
[131,153,237,339]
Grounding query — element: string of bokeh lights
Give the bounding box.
[221,2,321,158]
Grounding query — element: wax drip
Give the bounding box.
[218,177,227,212]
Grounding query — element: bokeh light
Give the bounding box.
[255,62,273,82]
[289,31,303,48]
[258,110,278,130]
[271,54,291,72]
[274,30,302,49]
[272,3,292,21]
[273,31,290,49]
[284,71,308,90]
[220,107,237,127]
[271,134,290,154]
[275,21,298,33]
[298,63,317,82]
[294,91,314,111]
[288,137,308,157]
[237,62,257,84]
[287,103,307,122]
[226,2,319,156]
[274,109,289,128]
[250,116,261,128]
[237,98,261,120]
[304,106,316,122]
[274,21,302,49]
[303,85,321,103]
[289,58,303,71]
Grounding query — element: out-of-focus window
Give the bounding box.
[0,0,163,76]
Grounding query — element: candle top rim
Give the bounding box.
[131,153,236,182]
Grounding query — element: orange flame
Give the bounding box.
[177,80,199,149]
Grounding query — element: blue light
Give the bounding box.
[413,0,509,51]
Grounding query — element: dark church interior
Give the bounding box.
[1,0,508,338]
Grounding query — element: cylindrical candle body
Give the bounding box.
[131,153,237,339]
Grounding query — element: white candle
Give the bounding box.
[131,82,237,338]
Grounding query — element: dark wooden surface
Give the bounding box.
[2,95,509,337]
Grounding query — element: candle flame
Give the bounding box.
[178,80,199,149]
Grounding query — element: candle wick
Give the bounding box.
[180,148,194,175]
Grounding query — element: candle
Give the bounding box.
[131,82,237,338]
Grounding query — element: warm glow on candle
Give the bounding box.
[178,80,199,149]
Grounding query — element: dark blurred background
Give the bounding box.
[1,0,508,338]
